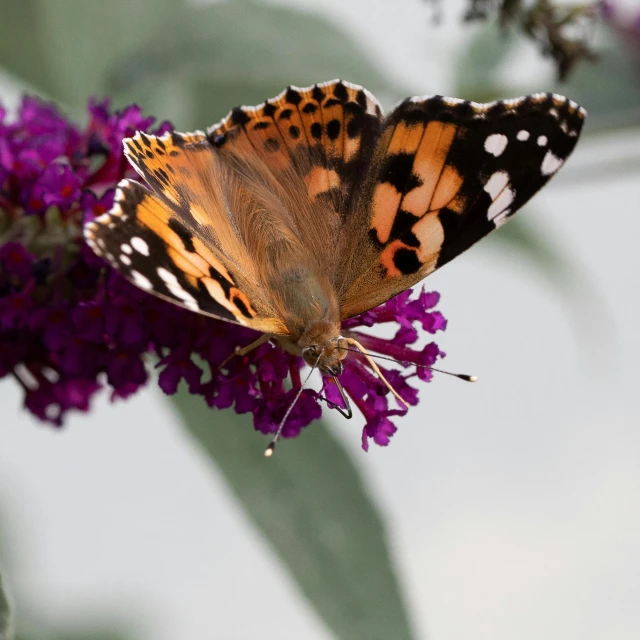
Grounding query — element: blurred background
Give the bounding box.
[0,0,639,638]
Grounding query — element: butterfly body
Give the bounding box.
[84,80,585,378]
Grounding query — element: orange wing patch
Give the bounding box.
[370,117,465,279]
[401,122,460,215]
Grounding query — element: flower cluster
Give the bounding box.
[0,97,447,449]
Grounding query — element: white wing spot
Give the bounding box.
[157,267,200,310]
[130,237,150,256]
[182,299,200,312]
[120,254,132,266]
[484,171,510,200]
[492,210,511,227]
[517,130,530,141]
[157,267,178,285]
[131,270,152,291]
[484,169,515,226]
[541,150,564,176]
[537,135,548,147]
[484,133,508,157]
[168,284,197,306]
[487,188,514,222]
[121,244,133,255]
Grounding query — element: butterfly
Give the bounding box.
[84,79,585,394]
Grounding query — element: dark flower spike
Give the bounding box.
[0,96,448,450]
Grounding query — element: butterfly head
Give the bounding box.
[297,320,347,376]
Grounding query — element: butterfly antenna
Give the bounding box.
[265,354,320,458]
[345,338,410,408]
[341,346,477,382]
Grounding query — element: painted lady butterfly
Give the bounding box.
[84,79,585,390]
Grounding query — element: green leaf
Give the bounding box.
[0,569,13,640]
[170,393,415,640]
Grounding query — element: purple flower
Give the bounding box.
[0,242,34,281]
[157,349,203,395]
[30,162,82,211]
[0,96,449,449]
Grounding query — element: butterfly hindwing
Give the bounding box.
[338,92,586,318]
[84,179,288,334]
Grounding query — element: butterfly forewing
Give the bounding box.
[337,92,586,319]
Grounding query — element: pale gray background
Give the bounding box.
[1,0,639,638]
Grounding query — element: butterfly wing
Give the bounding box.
[337,93,586,319]
[84,131,288,334]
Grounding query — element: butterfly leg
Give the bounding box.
[345,337,410,409]
[217,333,271,370]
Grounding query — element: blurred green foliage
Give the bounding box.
[174,393,414,640]
[17,629,132,640]
[0,0,408,128]
[0,569,12,640]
